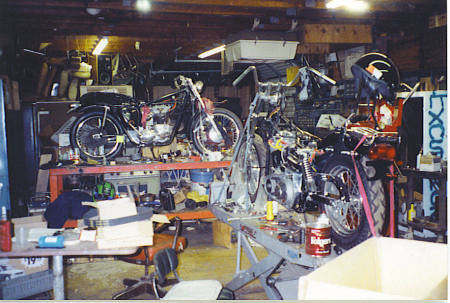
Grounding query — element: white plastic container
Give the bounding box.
[225,40,299,61]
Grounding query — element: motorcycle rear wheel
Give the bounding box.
[190,108,243,155]
[70,111,125,161]
[321,155,386,250]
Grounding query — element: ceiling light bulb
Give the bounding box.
[136,0,151,13]
[198,45,225,59]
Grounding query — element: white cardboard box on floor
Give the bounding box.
[297,237,448,300]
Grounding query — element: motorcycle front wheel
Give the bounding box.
[321,155,386,250]
[236,134,266,204]
[70,111,125,161]
[190,108,243,155]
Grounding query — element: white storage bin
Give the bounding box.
[225,40,299,61]
[297,237,448,300]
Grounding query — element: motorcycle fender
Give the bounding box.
[69,104,110,114]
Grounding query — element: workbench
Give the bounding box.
[211,205,337,300]
[0,241,137,300]
[49,160,230,225]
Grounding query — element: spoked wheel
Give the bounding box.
[191,108,243,155]
[235,134,266,204]
[70,111,125,161]
[321,155,386,250]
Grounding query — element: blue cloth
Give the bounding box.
[44,191,93,228]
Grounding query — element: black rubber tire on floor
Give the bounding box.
[320,155,386,250]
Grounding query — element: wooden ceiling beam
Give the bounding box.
[5,0,440,14]
[301,24,372,44]
[7,17,245,35]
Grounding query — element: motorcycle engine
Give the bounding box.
[264,172,303,211]
[268,130,296,151]
[141,105,174,144]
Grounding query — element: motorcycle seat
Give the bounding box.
[79,92,137,106]
[351,64,393,103]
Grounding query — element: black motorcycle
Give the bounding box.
[69,75,243,161]
[230,55,400,250]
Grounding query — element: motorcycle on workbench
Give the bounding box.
[68,75,243,161]
[230,53,401,250]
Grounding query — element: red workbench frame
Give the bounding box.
[49,160,230,225]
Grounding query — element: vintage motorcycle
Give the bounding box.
[230,54,400,249]
[69,75,243,161]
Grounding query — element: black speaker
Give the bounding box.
[97,55,112,85]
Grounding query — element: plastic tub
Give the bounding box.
[190,170,214,184]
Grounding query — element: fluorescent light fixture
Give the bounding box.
[92,37,108,55]
[136,0,151,13]
[348,0,369,12]
[326,0,369,11]
[326,0,346,9]
[198,45,225,59]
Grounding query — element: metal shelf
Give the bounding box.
[49,160,231,226]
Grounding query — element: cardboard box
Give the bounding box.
[96,214,170,249]
[297,237,448,300]
[83,198,170,249]
[212,220,236,249]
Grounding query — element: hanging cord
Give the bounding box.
[351,135,377,237]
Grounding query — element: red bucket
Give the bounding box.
[305,222,331,256]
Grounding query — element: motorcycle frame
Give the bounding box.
[229,67,351,212]
[72,79,226,148]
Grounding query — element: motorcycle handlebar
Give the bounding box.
[233,66,258,87]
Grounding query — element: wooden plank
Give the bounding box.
[297,43,330,54]
[301,24,372,44]
[165,209,215,220]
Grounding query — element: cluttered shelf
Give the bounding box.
[48,160,231,226]
[49,160,231,201]
[399,167,447,238]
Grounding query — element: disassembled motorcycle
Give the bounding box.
[227,53,402,250]
[68,75,243,161]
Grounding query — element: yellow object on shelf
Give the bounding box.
[186,191,209,202]
[408,204,416,221]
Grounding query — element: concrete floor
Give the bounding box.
[64,221,269,300]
